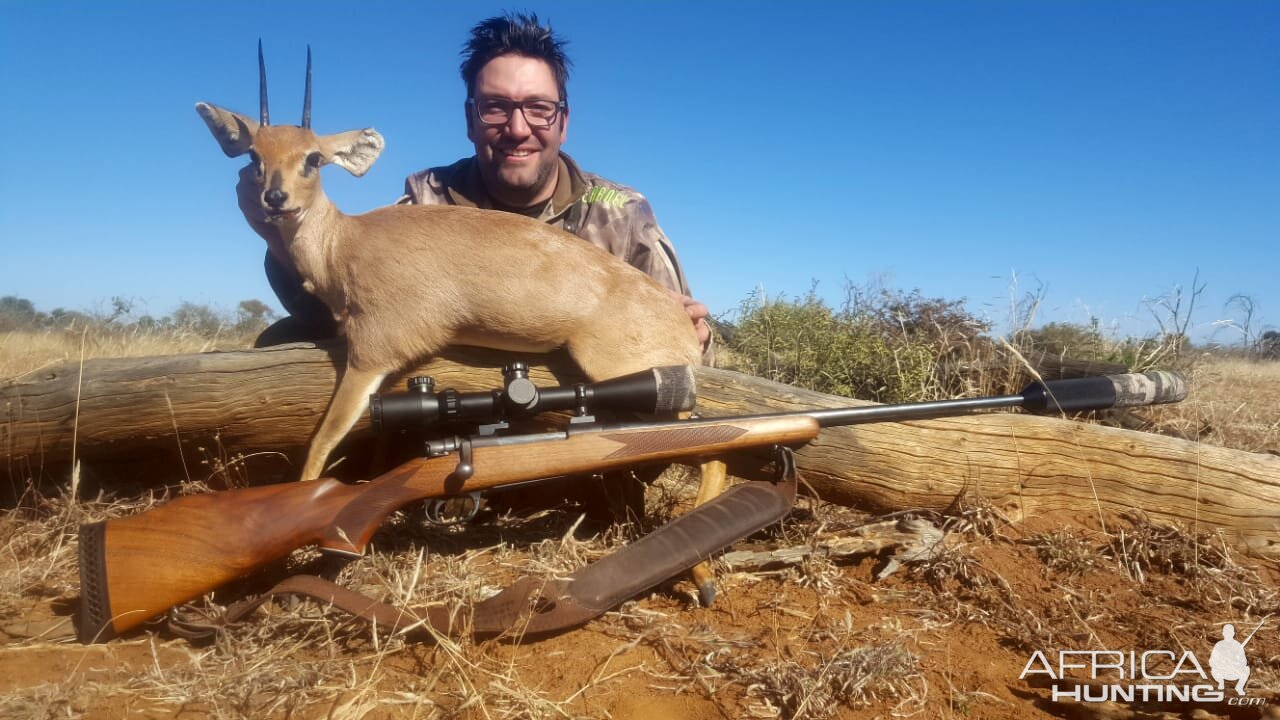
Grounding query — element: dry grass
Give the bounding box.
[4,457,1279,718]
[0,326,256,381]
[0,472,935,719]
[904,518,1280,715]
[3,298,1279,718]
[1143,352,1280,453]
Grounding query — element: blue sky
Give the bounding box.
[2,1,1276,343]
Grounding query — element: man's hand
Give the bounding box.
[669,291,712,348]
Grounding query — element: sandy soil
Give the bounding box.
[2,483,1277,720]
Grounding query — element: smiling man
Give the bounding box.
[258,13,711,353]
[402,13,710,350]
[462,53,565,209]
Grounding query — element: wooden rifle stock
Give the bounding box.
[79,414,820,641]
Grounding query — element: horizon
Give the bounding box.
[1,1,1276,346]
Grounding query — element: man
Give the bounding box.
[257,13,711,354]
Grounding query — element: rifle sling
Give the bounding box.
[169,471,797,642]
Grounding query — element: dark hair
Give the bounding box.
[460,12,571,105]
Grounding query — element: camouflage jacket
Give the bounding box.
[264,152,696,332]
[399,153,692,296]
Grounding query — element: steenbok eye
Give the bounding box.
[306,153,324,168]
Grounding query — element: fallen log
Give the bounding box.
[1,343,580,467]
[3,345,1277,559]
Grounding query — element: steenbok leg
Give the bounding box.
[688,458,728,606]
[300,365,387,481]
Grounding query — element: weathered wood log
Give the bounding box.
[1,344,587,496]
[3,345,1277,559]
[1,343,581,466]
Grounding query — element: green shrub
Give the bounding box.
[1024,320,1110,360]
[723,287,989,403]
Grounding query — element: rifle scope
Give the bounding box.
[369,363,697,434]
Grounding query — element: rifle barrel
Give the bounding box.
[810,395,1025,428]
[807,370,1189,427]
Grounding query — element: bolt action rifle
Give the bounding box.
[77,365,1187,644]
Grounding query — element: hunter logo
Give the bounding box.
[1210,622,1259,696]
[1021,620,1268,707]
[583,185,627,207]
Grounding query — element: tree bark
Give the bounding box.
[3,344,1277,559]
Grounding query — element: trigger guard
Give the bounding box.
[424,491,483,526]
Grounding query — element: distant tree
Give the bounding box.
[170,302,227,337]
[1140,271,1204,366]
[107,296,136,323]
[0,296,36,316]
[47,307,93,327]
[0,296,47,330]
[868,288,989,347]
[1259,331,1280,360]
[235,299,277,334]
[1027,320,1109,360]
[1216,294,1264,349]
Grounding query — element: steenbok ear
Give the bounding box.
[320,128,385,177]
[196,102,259,158]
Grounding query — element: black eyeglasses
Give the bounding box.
[468,97,566,129]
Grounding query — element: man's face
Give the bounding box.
[467,54,568,208]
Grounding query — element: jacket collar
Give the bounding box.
[444,153,588,222]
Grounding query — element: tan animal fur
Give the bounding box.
[196,103,703,472]
[196,101,727,601]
